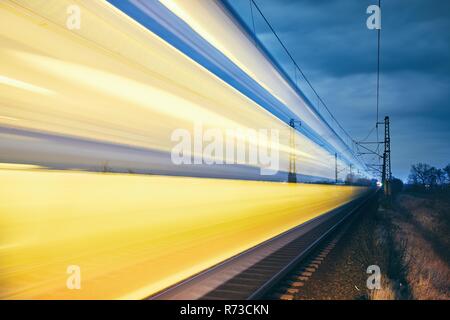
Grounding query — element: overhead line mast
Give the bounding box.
[288,119,301,183]
[381,116,391,195]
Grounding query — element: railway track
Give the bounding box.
[148,190,378,300]
[265,203,363,300]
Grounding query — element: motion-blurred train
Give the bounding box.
[0,0,372,299]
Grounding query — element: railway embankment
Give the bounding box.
[287,191,450,300]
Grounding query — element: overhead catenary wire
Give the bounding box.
[249,0,365,170]
[360,125,377,143]
[248,0,257,45]
[375,0,382,159]
[355,0,383,177]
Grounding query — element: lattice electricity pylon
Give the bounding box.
[288,119,301,183]
[335,153,338,184]
[334,153,348,184]
[380,116,392,195]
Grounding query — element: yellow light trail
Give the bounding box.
[0,0,352,179]
[0,166,367,299]
[157,0,358,164]
[0,1,369,300]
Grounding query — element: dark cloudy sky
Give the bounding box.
[226,0,450,181]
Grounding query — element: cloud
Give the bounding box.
[226,0,450,180]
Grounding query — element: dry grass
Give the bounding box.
[347,204,409,300]
[366,208,410,300]
[391,193,450,300]
[368,278,397,300]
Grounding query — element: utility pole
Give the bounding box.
[288,119,301,183]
